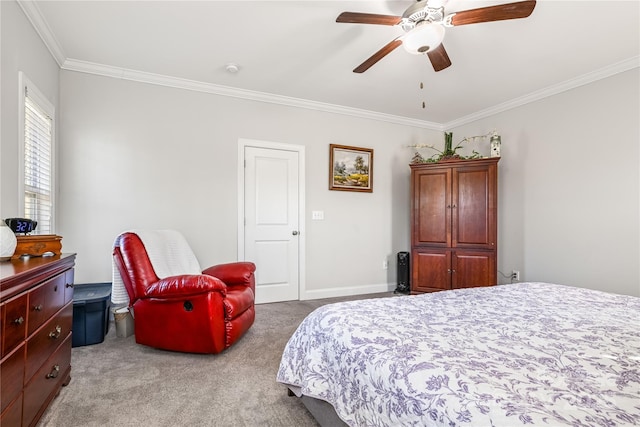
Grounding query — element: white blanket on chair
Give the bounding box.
[111,230,202,306]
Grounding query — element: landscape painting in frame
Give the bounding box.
[329,144,373,193]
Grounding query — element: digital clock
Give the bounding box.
[4,218,38,234]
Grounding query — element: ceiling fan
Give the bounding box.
[336,0,536,73]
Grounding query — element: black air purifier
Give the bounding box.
[394,252,410,294]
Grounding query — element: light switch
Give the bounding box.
[312,211,324,220]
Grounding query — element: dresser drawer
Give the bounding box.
[1,343,25,414]
[27,273,66,336]
[23,333,71,427]
[1,294,28,357]
[0,390,23,427]
[64,269,75,305]
[25,303,72,383]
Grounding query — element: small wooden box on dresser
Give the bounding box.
[0,254,76,427]
[410,158,498,293]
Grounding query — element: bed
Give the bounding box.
[276,282,640,426]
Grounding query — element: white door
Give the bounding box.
[241,143,302,303]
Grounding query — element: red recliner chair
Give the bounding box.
[112,231,255,354]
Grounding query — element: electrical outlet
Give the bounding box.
[511,270,520,281]
[382,260,389,270]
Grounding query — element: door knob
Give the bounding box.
[292,231,299,235]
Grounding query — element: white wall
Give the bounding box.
[1,0,60,217]
[450,69,640,296]
[58,71,435,295]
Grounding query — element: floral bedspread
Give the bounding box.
[276,283,640,426]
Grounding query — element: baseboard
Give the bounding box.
[300,282,395,301]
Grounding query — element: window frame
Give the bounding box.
[18,72,56,235]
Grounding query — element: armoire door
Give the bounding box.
[411,248,450,292]
[452,250,496,289]
[452,163,497,249]
[412,168,452,247]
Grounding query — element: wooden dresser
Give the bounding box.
[410,158,498,293]
[0,254,76,426]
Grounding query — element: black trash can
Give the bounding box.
[72,283,112,347]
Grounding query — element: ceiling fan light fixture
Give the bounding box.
[402,22,445,55]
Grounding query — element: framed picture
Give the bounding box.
[329,144,373,192]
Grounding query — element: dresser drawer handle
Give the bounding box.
[34,304,43,311]
[65,283,74,288]
[49,325,62,339]
[46,365,60,379]
[13,316,25,325]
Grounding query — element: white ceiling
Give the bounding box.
[22,0,640,128]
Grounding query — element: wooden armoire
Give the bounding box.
[410,157,499,293]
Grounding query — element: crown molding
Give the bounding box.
[60,55,639,133]
[444,56,640,129]
[61,58,443,131]
[17,0,66,67]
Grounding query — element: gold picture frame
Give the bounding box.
[329,144,373,193]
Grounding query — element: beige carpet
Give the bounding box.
[39,292,392,427]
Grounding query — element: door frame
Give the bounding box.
[237,138,306,301]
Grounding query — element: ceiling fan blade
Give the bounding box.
[427,44,452,72]
[336,12,402,26]
[353,39,403,73]
[450,0,536,26]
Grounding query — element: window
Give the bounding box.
[19,73,55,235]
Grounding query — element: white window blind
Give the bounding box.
[23,86,54,235]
